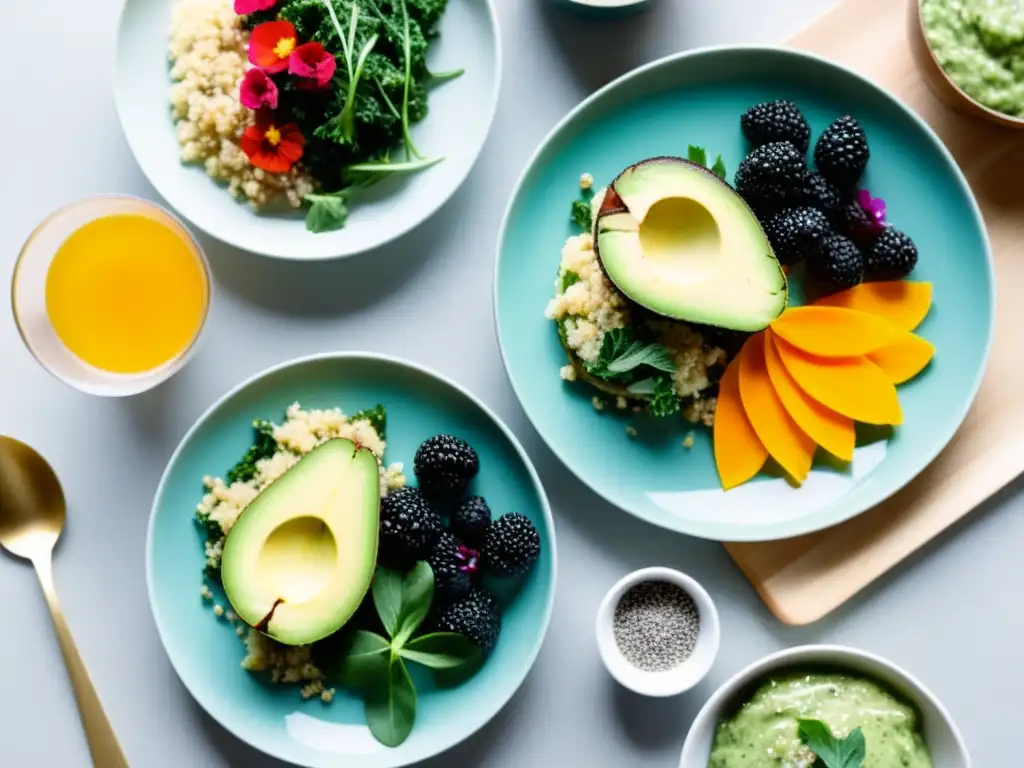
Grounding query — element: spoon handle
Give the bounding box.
[33,555,130,768]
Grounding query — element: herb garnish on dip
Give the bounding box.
[708,670,933,767]
[920,0,1024,118]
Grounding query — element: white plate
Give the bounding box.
[114,0,501,260]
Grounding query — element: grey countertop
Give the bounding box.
[2,0,1021,765]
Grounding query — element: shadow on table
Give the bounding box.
[533,0,680,93]
[196,179,472,319]
[191,664,538,767]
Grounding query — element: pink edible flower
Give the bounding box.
[239,68,279,110]
[857,188,888,232]
[289,42,337,89]
[234,0,277,14]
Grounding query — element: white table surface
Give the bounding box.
[3,0,1022,765]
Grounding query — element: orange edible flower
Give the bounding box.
[240,110,304,173]
[249,20,298,74]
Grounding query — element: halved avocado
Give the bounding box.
[221,438,380,646]
[595,157,786,332]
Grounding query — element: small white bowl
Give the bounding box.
[596,567,720,697]
[679,645,971,767]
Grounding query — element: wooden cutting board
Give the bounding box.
[725,0,1024,625]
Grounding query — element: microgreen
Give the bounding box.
[688,144,727,179]
[798,719,867,768]
[571,197,593,231]
[628,376,680,418]
[333,562,482,747]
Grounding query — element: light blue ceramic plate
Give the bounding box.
[114,0,500,260]
[495,46,994,542]
[146,353,556,767]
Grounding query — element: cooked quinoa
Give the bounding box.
[168,0,315,208]
[545,186,728,425]
[196,402,406,700]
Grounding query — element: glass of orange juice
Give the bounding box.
[11,196,211,396]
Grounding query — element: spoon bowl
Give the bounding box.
[0,437,65,560]
[0,436,128,767]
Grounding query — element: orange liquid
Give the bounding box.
[45,213,207,374]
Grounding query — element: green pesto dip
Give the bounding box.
[708,671,933,768]
[921,0,1024,117]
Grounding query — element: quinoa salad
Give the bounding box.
[545,177,732,429]
[195,402,405,701]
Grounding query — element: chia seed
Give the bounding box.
[613,580,699,672]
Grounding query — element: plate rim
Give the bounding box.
[493,43,995,542]
[113,0,503,262]
[145,351,558,767]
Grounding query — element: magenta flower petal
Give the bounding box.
[239,68,279,110]
[234,0,276,14]
[289,42,337,88]
[857,188,887,231]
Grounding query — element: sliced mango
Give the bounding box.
[770,306,898,357]
[774,335,903,426]
[714,358,768,490]
[868,333,935,384]
[764,330,855,462]
[737,333,816,484]
[815,281,933,332]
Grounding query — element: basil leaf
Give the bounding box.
[400,633,483,669]
[365,658,417,747]
[393,561,434,647]
[304,191,349,234]
[372,568,404,638]
[688,144,708,167]
[711,154,728,179]
[798,719,866,768]
[337,631,391,688]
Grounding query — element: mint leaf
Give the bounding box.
[587,329,676,381]
[337,630,391,688]
[372,568,404,638]
[798,719,866,768]
[687,144,708,167]
[364,657,417,747]
[351,404,387,441]
[571,198,592,231]
[393,561,434,647]
[400,632,483,669]
[711,154,727,179]
[304,191,349,234]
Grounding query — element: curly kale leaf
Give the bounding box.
[407,0,448,31]
[571,198,592,231]
[628,377,681,418]
[352,404,387,440]
[226,420,278,485]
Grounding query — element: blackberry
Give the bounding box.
[761,207,831,266]
[798,172,846,218]
[378,487,442,566]
[806,234,865,292]
[450,496,492,548]
[740,100,811,153]
[436,588,502,656]
[814,116,870,188]
[413,434,479,504]
[483,513,541,577]
[734,141,808,209]
[831,199,883,248]
[427,531,480,607]
[865,229,919,280]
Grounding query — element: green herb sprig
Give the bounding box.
[351,404,387,440]
[336,563,482,747]
[587,328,676,381]
[798,719,867,768]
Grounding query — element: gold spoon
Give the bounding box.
[0,436,129,767]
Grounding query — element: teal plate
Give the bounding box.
[495,46,993,542]
[147,354,556,767]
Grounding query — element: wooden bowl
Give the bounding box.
[908,0,1024,130]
